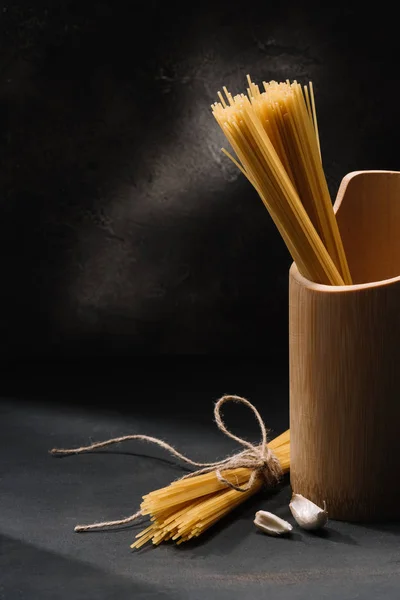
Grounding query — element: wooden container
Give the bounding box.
[289,171,400,521]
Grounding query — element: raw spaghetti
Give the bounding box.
[132,428,290,548]
[212,77,352,285]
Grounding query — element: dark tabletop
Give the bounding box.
[1,360,400,599]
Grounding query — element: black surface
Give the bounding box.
[2,2,400,359]
[2,363,400,599]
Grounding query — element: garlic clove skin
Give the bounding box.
[289,494,328,530]
[254,510,293,536]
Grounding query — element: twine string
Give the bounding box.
[50,395,282,532]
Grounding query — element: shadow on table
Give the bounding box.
[356,521,400,534]
[303,527,359,546]
[0,532,173,600]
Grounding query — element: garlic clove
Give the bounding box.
[254,510,293,536]
[289,494,328,530]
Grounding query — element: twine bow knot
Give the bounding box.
[188,395,283,491]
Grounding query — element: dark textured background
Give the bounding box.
[2,1,400,362]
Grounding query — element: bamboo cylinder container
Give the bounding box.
[289,171,400,521]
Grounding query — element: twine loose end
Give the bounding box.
[73,510,143,533]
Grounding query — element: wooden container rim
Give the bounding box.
[290,262,400,294]
[290,169,400,294]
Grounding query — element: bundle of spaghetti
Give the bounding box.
[51,395,290,548]
[211,77,352,285]
[131,428,290,549]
